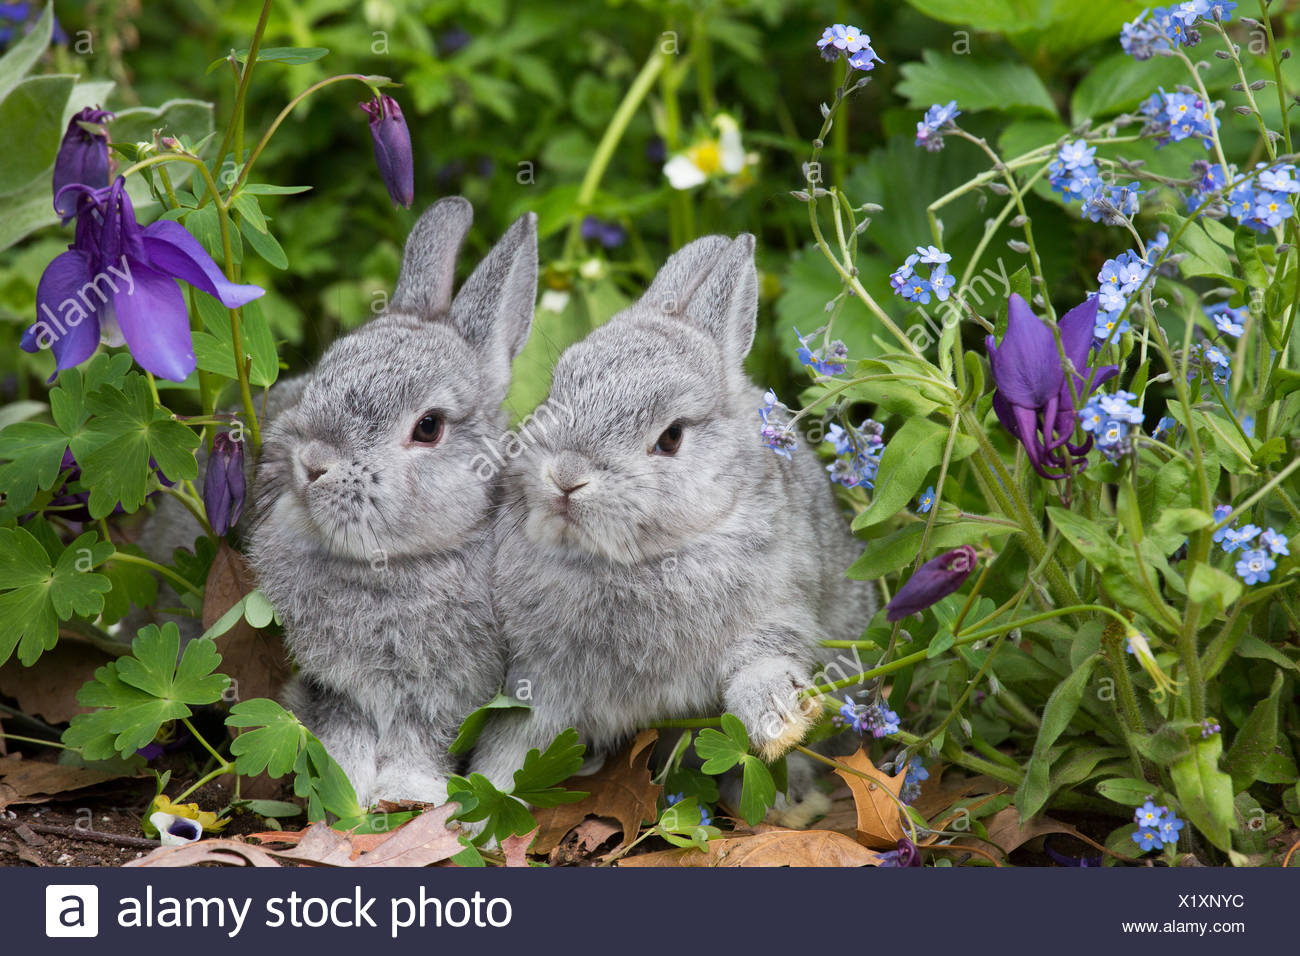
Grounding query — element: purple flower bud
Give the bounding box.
[204,432,246,536]
[360,94,414,209]
[886,546,978,621]
[53,107,113,221]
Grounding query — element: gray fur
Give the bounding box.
[246,198,537,806]
[471,235,877,807]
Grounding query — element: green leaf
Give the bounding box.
[1016,654,1099,820]
[1070,52,1187,121]
[78,374,199,517]
[1095,777,1160,807]
[0,74,75,195]
[0,2,53,103]
[237,183,312,196]
[1170,734,1236,852]
[64,623,226,757]
[853,417,975,530]
[115,626,228,704]
[512,728,587,806]
[191,295,280,388]
[738,756,777,826]
[242,799,303,819]
[98,545,160,626]
[846,520,1014,580]
[238,213,288,269]
[227,697,304,778]
[0,421,71,507]
[897,51,1057,117]
[300,735,364,820]
[447,773,539,846]
[449,693,531,756]
[1187,562,1243,611]
[1222,671,1283,793]
[1159,213,1235,280]
[224,46,330,67]
[0,529,112,667]
[694,714,749,773]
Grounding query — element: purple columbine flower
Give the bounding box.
[886,546,978,621]
[203,432,246,535]
[986,294,1117,480]
[878,836,922,867]
[53,107,114,221]
[360,94,414,209]
[22,178,264,382]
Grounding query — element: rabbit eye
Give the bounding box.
[412,412,444,445]
[653,421,684,456]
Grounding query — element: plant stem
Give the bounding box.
[108,551,202,598]
[211,0,274,188]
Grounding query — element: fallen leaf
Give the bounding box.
[831,748,909,849]
[125,839,281,867]
[968,806,1112,859]
[0,837,47,866]
[532,729,661,854]
[500,828,537,867]
[620,829,888,867]
[0,755,135,811]
[204,544,291,704]
[264,806,464,868]
[548,818,621,865]
[0,639,113,725]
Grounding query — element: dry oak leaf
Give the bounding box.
[548,818,621,865]
[258,805,465,867]
[125,839,281,867]
[532,728,662,854]
[966,806,1118,861]
[500,828,539,867]
[831,747,909,850]
[0,754,136,811]
[619,829,889,867]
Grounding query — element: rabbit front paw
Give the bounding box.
[725,659,823,762]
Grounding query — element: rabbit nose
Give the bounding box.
[548,453,592,497]
[556,476,588,496]
[305,464,329,484]
[299,444,337,484]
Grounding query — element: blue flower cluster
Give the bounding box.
[1186,160,1227,213]
[1212,508,1289,584]
[794,326,849,375]
[816,23,883,72]
[915,101,959,152]
[1078,390,1145,461]
[1120,3,1236,60]
[1139,88,1219,150]
[1199,718,1222,738]
[900,756,929,804]
[759,389,797,458]
[1047,140,1142,224]
[890,245,955,304]
[1225,162,1300,233]
[1093,233,1166,342]
[1203,301,1247,337]
[916,485,936,514]
[836,695,900,738]
[825,418,885,489]
[1188,341,1232,385]
[1133,800,1185,852]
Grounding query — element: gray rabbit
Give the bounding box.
[471,235,876,822]
[246,198,537,807]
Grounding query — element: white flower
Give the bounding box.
[663,113,749,190]
[578,257,605,281]
[538,289,571,314]
[150,811,201,846]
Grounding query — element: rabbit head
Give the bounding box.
[510,235,761,565]
[252,198,537,562]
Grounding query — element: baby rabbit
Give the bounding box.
[472,235,876,815]
[246,198,537,807]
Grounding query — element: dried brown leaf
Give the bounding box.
[266,806,464,868]
[500,828,537,867]
[0,755,135,810]
[620,829,888,867]
[0,639,112,725]
[968,807,1105,858]
[125,839,282,867]
[532,729,661,854]
[830,748,908,849]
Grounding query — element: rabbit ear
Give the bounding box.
[448,211,538,398]
[640,234,758,360]
[390,197,474,319]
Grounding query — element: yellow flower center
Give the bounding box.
[688,140,722,175]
